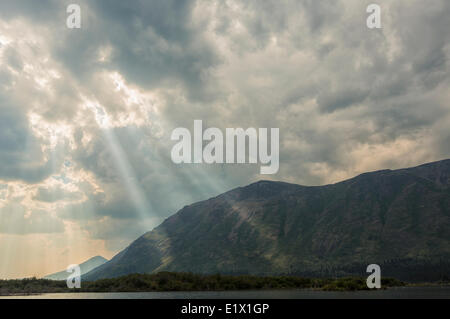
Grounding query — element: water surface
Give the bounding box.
[1,287,449,299]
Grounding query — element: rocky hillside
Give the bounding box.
[85,160,450,282]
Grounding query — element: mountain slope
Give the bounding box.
[44,256,108,281]
[85,159,450,282]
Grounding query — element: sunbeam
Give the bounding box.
[85,101,154,223]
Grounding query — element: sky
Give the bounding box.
[0,0,449,279]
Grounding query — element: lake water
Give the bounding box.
[1,287,449,299]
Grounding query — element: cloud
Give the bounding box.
[0,0,62,22]
[33,185,83,203]
[38,0,221,102]
[0,103,59,183]
[0,203,64,235]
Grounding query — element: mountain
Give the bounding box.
[44,256,108,281]
[84,159,450,282]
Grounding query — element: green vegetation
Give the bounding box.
[322,277,404,291]
[0,272,405,295]
[0,277,69,295]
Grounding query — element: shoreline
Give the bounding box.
[2,284,450,297]
[1,273,448,296]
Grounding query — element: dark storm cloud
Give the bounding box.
[0,102,59,183]
[61,192,143,220]
[33,186,83,202]
[51,0,220,101]
[317,88,370,113]
[0,0,61,21]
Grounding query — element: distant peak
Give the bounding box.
[86,256,108,262]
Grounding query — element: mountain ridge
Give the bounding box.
[85,159,450,282]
